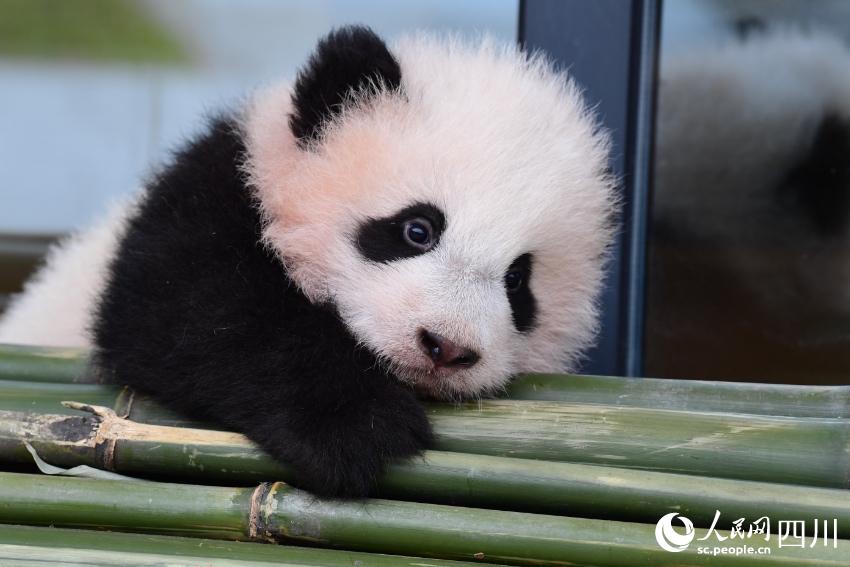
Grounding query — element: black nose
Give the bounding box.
[418,330,480,369]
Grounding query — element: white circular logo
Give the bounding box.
[655,512,695,553]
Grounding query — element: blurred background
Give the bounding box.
[647,0,850,383]
[0,0,515,235]
[2,0,850,385]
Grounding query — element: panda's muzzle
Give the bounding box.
[418,329,480,370]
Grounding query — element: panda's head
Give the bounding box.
[245,27,616,399]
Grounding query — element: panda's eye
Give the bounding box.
[402,218,434,250]
[356,203,445,263]
[505,253,536,332]
[505,270,524,293]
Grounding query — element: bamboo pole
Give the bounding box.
[0,379,117,414]
[1,404,849,535]
[109,392,850,489]
[4,343,850,419]
[3,384,850,488]
[0,379,193,427]
[0,344,89,383]
[426,400,850,487]
[0,523,485,567]
[508,373,850,418]
[0,471,846,566]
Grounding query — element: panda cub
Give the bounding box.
[0,27,616,496]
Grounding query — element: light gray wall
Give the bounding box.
[0,0,516,234]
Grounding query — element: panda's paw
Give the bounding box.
[283,386,433,498]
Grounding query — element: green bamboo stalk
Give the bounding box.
[4,343,850,419]
[0,344,89,383]
[1,405,849,535]
[0,379,194,427]
[0,379,116,414]
[426,400,850,487]
[47,394,850,488]
[0,471,846,566]
[4,380,850,487]
[0,524,485,567]
[508,373,850,418]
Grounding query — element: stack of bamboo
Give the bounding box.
[0,343,848,566]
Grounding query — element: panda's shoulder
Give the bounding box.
[95,114,289,350]
[135,115,255,237]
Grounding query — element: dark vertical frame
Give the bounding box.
[518,0,660,376]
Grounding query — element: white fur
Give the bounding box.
[245,35,617,398]
[0,198,135,347]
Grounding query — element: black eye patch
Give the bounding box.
[356,203,446,263]
[506,253,536,332]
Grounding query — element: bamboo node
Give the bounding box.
[248,481,276,543]
[96,437,118,471]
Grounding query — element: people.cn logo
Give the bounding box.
[655,513,695,552]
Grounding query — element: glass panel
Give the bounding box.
[646,0,850,383]
[0,0,516,235]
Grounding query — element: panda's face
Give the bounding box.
[246,31,616,398]
[342,196,534,398]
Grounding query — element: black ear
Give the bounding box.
[779,114,850,236]
[290,26,401,147]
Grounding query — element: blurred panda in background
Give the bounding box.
[647,0,850,383]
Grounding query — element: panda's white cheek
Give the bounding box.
[333,266,425,347]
